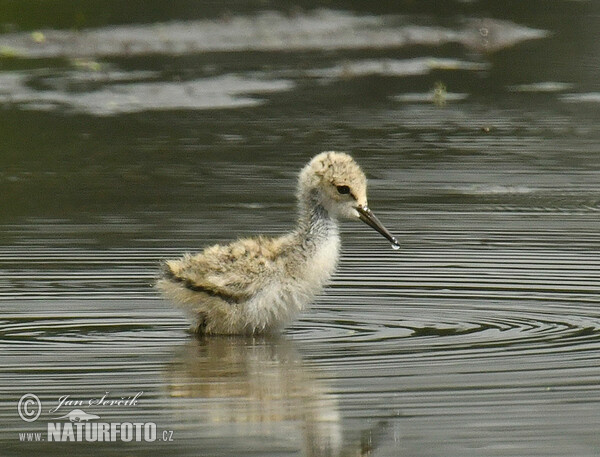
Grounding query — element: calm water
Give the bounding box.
[1,1,600,456]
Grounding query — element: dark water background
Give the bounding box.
[1,1,599,455]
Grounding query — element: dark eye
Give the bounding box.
[336,185,351,195]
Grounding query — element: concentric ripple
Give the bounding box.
[293,300,600,362]
[0,312,185,347]
[1,220,599,362]
[288,219,600,377]
[1,215,600,456]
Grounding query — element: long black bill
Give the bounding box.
[356,205,400,248]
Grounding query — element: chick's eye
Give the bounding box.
[336,185,351,195]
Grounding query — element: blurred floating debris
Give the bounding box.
[393,81,471,106]
[63,69,158,83]
[481,125,492,133]
[0,45,20,58]
[0,72,295,115]
[70,58,102,72]
[301,57,488,80]
[509,81,574,92]
[560,92,600,103]
[468,17,550,53]
[219,134,245,143]
[433,81,448,106]
[0,11,550,59]
[30,31,46,44]
[392,91,468,104]
[426,58,488,71]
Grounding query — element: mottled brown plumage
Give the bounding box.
[156,151,398,335]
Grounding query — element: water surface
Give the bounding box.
[1,1,599,456]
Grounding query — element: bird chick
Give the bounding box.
[157,151,398,335]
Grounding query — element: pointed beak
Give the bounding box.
[356,205,400,248]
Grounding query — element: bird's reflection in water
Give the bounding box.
[165,336,390,457]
